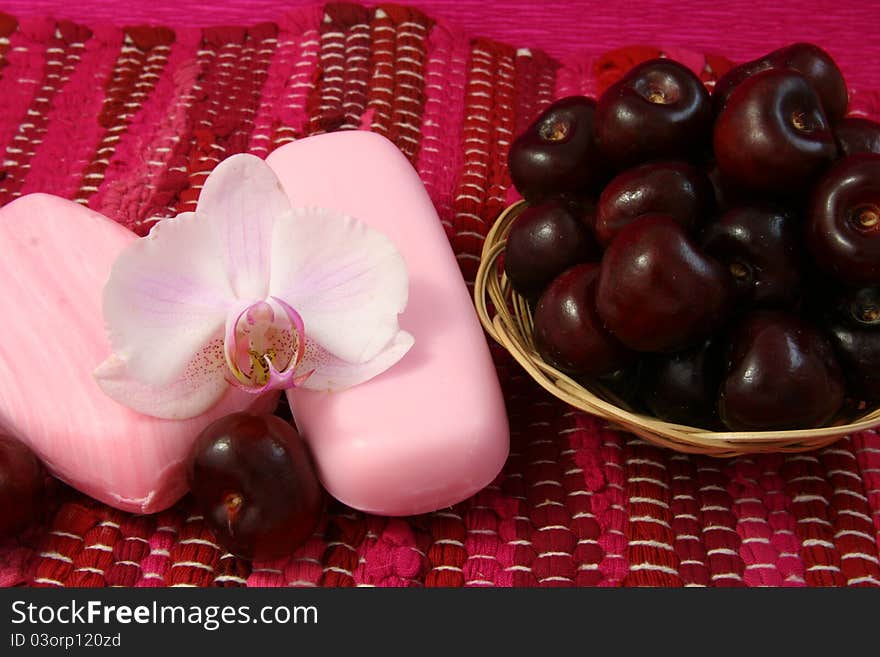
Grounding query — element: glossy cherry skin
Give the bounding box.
[640,337,724,429]
[187,413,324,561]
[715,69,837,195]
[595,58,712,170]
[0,436,45,538]
[824,285,880,400]
[504,199,598,300]
[807,153,880,285]
[701,205,804,310]
[508,96,604,202]
[596,214,733,352]
[595,160,714,247]
[705,161,749,214]
[713,43,848,124]
[533,263,633,377]
[718,311,845,431]
[835,117,880,157]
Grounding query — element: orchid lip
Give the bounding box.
[223,296,306,393]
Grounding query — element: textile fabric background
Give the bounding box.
[1,1,880,587]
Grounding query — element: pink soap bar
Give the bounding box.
[270,132,509,516]
[0,194,277,513]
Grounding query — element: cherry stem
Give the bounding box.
[791,110,812,132]
[729,262,750,280]
[861,306,880,323]
[646,87,668,104]
[856,206,879,230]
[224,492,243,534]
[539,120,569,142]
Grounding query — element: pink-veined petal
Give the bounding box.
[296,330,414,391]
[269,207,409,364]
[197,153,293,301]
[93,337,229,420]
[103,212,235,386]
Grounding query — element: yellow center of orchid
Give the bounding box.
[223,299,307,391]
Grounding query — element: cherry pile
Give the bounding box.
[504,43,880,432]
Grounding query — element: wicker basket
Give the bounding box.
[474,200,880,457]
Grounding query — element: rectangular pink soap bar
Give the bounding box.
[268,132,509,516]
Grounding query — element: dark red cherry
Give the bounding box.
[595,58,712,170]
[533,263,633,376]
[187,413,324,561]
[714,69,837,195]
[705,161,749,213]
[595,214,733,352]
[807,153,880,285]
[701,205,804,310]
[835,117,880,157]
[718,311,845,431]
[504,199,598,300]
[641,337,724,429]
[713,43,848,124]
[594,161,714,247]
[824,286,880,400]
[0,436,45,538]
[508,96,604,202]
[591,364,644,411]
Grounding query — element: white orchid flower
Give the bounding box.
[94,153,413,420]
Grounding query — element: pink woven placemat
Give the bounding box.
[2,2,880,587]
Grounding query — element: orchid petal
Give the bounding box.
[102,212,235,386]
[297,330,414,391]
[197,153,293,301]
[94,337,229,420]
[269,207,408,364]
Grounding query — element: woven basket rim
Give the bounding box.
[473,200,880,457]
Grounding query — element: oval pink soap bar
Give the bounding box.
[268,132,509,516]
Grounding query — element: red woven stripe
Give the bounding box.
[249,7,321,156]
[667,454,710,586]
[782,453,845,586]
[280,535,325,587]
[493,369,538,587]
[32,503,101,587]
[136,510,182,586]
[559,410,605,586]
[622,441,680,587]
[213,553,250,587]
[695,458,746,586]
[319,510,365,587]
[450,37,518,284]
[105,515,153,586]
[727,457,784,586]
[307,3,372,134]
[853,431,880,552]
[67,513,124,587]
[513,47,558,137]
[819,440,880,586]
[0,12,18,61]
[0,20,90,204]
[167,513,222,587]
[521,402,577,586]
[425,512,467,587]
[73,27,173,204]
[170,24,277,216]
[377,5,432,162]
[754,453,806,585]
[266,9,322,150]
